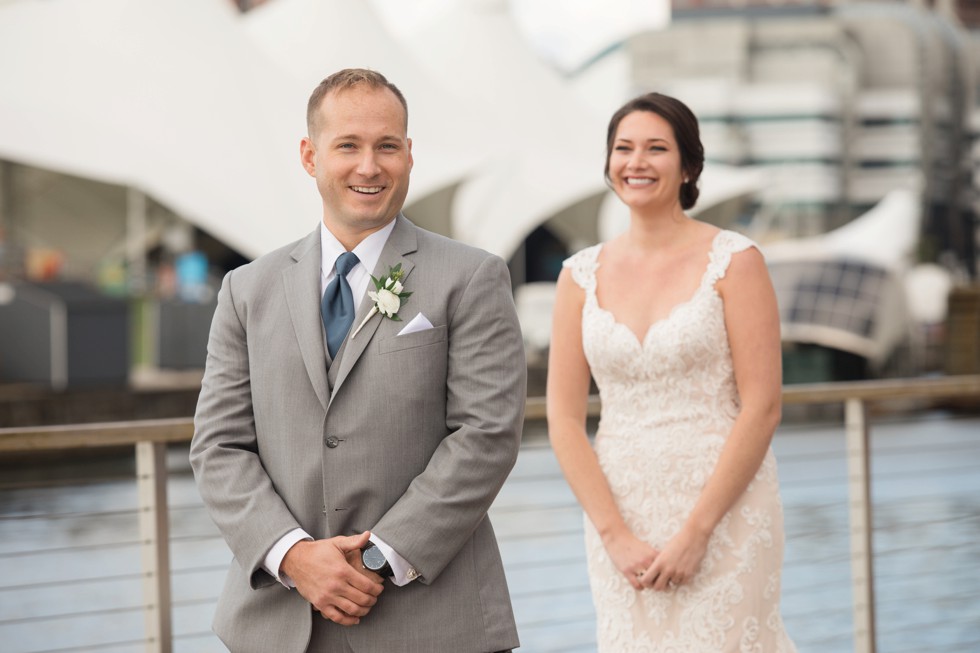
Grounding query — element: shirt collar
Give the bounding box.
[320,218,398,279]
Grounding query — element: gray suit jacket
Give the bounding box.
[190,216,526,652]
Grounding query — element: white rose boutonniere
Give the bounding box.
[351,263,413,339]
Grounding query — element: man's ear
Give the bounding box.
[300,137,316,177]
[407,137,413,171]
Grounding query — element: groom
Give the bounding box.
[190,69,526,652]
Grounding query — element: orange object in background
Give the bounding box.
[24,248,64,281]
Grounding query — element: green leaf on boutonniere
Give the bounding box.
[351,263,414,337]
[367,264,412,320]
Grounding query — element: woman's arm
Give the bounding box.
[547,268,656,590]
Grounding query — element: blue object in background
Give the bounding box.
[175,251,208,303]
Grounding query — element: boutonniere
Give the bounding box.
[351,263,413,339]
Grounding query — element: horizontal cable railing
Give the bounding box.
[0,375,978,653]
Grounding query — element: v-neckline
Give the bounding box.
[591,231,722,348]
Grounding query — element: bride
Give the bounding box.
[547,92,797,652]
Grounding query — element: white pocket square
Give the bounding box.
[397,312,434,336]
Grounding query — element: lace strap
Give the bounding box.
[562,244,602,293]
[705,230,758,287]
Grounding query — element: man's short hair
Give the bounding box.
[306,68,409,136]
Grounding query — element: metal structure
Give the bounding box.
[1,376,978,652]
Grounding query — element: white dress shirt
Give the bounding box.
[262,219,419,587]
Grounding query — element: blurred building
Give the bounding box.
[630,0,976,279]
[617,0,979,378]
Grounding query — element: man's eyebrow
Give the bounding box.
[330,133,403,142]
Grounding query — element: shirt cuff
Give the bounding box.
[369,533,421,587]
[263,528,312,588]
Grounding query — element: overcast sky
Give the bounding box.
[369,0,668,72]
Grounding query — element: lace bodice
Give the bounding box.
[562,230,797,652]
[565,230,750,441]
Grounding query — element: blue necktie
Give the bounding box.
[321,251,360,359]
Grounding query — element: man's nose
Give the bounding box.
[356,151,382,176]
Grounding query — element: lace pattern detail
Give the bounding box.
[565,230,797,652]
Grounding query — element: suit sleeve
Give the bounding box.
[189,270,304,589]
[372,254,526,582]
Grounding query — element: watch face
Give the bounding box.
[362,545,388,572]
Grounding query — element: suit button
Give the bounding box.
[325,436,340,448]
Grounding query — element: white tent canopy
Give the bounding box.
[0,0,319,260]
[2,0,769,269]
[764,189,922,271]
[402,0,613,259]
[763,190,922,364]
[241,0,493,207]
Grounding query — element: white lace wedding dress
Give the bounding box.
[564,230,797,652]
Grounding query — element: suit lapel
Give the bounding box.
[330,215,418,401]
[282,228,331,411]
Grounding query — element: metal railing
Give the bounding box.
[0,419,191,653]
[1,375,978,653]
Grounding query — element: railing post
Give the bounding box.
[136,441,173,653]
[845,398,877,653]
